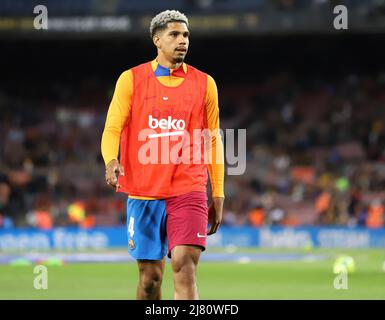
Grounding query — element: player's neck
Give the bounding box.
[156,56,182,70]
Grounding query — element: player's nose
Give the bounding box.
[177,35,187,44]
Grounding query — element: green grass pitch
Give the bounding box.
[1,248,384,299]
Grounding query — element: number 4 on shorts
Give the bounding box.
[128,217,134,237]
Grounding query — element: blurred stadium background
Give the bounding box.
[1,0,385,299]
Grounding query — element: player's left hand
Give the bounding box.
[207,197,224,235]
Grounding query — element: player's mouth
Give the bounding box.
[175,47,187,53]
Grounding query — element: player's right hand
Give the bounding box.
[105,159,124,188]
[207,197,224,236]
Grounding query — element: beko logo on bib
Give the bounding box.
[148,115,186,130]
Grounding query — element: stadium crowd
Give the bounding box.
[1,71,385,229]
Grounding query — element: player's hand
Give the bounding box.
[207,197,224,235]
[105,159,124,188]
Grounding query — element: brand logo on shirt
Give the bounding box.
[148,115,185,138]
[128,239,134,250]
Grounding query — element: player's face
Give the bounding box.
[155,22,189,64]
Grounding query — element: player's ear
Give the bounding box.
[153,34,161,49]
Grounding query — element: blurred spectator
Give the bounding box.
[0,175,14,227]
[366,199,384,229]
[248,205,265,227]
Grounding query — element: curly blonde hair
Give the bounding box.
[150,10,189,38]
